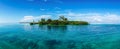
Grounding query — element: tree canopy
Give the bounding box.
[30,16,89,25]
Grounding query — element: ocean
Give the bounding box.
[0,24,120,49]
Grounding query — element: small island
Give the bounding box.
[30,16,89,26]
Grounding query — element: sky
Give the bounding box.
[0,0,120,24]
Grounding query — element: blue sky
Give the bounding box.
[0,0,120,24]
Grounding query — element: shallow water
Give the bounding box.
[0,24,120,49]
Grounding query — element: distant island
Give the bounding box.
[30,16,89,26]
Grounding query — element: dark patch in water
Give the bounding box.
[15,39,39,49]
[81,43,95,49]
[45,40,61,49]
[67,41,77,49]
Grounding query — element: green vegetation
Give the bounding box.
[30,16,89,25]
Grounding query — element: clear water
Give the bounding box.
[0,24,120,49]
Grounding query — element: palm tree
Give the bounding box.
[59,15,65,21]
[59,16,68,22]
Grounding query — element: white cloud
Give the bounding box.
[20,16,34,22]
[86,14,120,24]
[58,12,120,24]
[20,12,120,24]
[20,15,51,22]
[35,15,51,20]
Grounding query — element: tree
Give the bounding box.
[64,18,68,21]
[47,19,52,24]
[50,20,59,25]
[41,18,45,22]
[59,15,65,21]
[35,15,89,25]
[59,16,68,22]
[39,18,46,25]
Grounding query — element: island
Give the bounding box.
[30,16,89,25]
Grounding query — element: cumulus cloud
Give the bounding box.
[20,12,120,24]
[35,15,51,20]
[20,15,51,22]
[20,16,34,22]
[58,12,120,24]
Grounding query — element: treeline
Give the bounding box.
[30,16,89,25]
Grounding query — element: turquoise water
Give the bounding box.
[0,24,120,49]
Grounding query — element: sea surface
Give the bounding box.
[0,23,120,49]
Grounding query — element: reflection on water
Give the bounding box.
[0,24,120,49]
[45,26,67,33]
[26,25,68,33]
[23,24,32,31]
